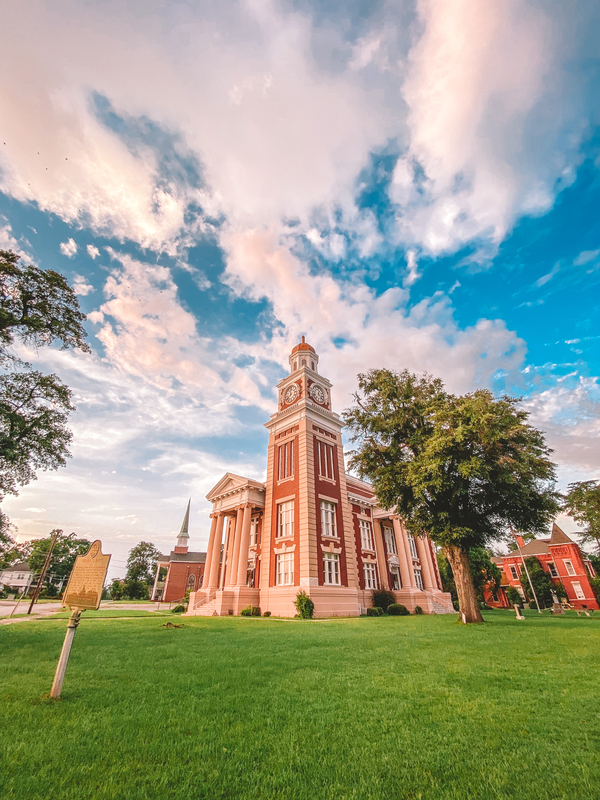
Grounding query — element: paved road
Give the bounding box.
[0,600,169,625]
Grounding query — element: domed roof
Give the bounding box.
[291,335,315,355]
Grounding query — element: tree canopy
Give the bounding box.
[0,250,89,511]
[0,371,74,498]
[343,369,559,622]
[0,250,90,362]
[562,480,600,551]
[27,530,91,585]
[126,541,162,584]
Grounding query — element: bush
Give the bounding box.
[263,611,271,617]
[171,604,185,614]
[294,590,315,619]
[39,583,59,598]
[587,578,600,604]
[241,606,262,617]
[372,589,396,612]
[414,605,423,615]
[387,603,410,616]
[506,586,523,607]
[367,606,383,617]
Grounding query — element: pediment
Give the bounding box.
[206,472,265,502]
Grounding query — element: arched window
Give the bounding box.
[187,574,196,590]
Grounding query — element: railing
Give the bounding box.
[192,589,219,611]
[420,588,457,613]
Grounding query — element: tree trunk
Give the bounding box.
[444,544,484,624]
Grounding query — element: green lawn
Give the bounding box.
[1,610,599,800]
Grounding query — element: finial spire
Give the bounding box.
[301,335,305,343]
[178,499,190,540]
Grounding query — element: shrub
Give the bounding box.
[506,586,523,607]
[414,605,423,615]
[387,603,410,616]
[372,589,396,612]
[240,605,261,616]
[294,590,315,619]
[589,577,600,604]
[367,606,383,617]
[171,604,185,614]
[263,611,271,617]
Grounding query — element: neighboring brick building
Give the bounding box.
[151,502,206,602]
[485,524,598,610]
[186,338,454,618]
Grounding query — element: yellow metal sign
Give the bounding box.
[62,540,111,610]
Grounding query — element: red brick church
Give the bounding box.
[151,502,206,602]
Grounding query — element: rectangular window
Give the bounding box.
[323,552,340,585]
[277,501,294,538]
[359,519,374,551]
[390,566,401,590]
[320,500,337,538]
[363,562,378,590]
[278,440,295,480]
[414,569,424,590]
[317,441,336,480]
[548,562,558,578]
[509,565,519,580]
[573,581,585,600]
[587,562,596,578]
[564,560,576,576]
[276,552,294,585]
[384,527,397,555]
[408,535,418,560]
[250,517,258,546]
[572,581,585,600]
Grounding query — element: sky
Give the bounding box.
[0,0,599,579]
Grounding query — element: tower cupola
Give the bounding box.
[289,336,319,373]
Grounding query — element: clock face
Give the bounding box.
[310,384,325,404]
[284,384,299,404]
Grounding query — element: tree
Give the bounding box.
[0,510,27,568]
[28,530,91,589]
[343,369,559,623]
[126,541,162,584]
[0,250,89,511]
[518,556,554,608]
[437,547,501,605]
[562,481,600,553]
[0,250,89,360]
[0,371,74,497]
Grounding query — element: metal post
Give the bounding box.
[512,528,542,614]
[50,608,82,698]
[27,529,60,614]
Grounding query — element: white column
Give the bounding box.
[373,520,389,590]
[393,517,416,588]
[236,504,253,586]
[416,536,434,589]
[424,537,441,590]
[227,508,244,587]
[202,514,218,590]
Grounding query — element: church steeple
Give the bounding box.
[175,500,190,551]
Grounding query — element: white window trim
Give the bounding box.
[363,562,378,590]
[323,552,341,585]
[407,535,418,560]
[564,559,576,576]
[572,581,585,600]
[276,552,295,586]
[277,500,295,539]
[359,519,374,551]
[320,500,338,539]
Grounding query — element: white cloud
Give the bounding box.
[59,238,77,257]
[72,274,94,295]
[87,244,100,259]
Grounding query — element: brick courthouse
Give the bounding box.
[184,338,453,618]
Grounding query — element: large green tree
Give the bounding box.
[0,250,89,513]
[126,541,162,584]
[343,369,559,623]
[438,547,502,605]
[27,530,91,588]
[562,480,600,553]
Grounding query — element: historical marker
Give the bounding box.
[50,540,111,698]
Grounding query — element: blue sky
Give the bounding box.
[1,0,599,576]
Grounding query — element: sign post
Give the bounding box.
[50,540,110,698]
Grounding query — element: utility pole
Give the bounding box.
[27,529,60,615]
[511,527,542,614]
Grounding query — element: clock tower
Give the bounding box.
[259,337,361,617]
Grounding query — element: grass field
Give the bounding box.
[2,610,599,800]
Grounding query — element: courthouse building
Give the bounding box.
[187,338,453,618]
